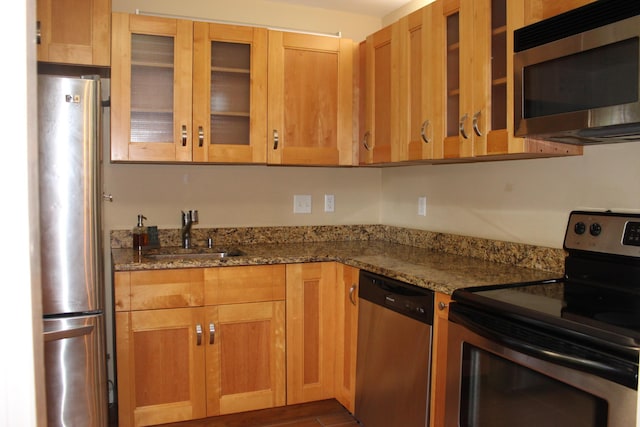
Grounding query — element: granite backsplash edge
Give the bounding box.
[110,225,565,274]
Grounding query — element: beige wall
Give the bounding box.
[382,0,435,25]
[104,163,381,230]
[381,143,640,248]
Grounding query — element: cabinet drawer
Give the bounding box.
[205,265,286,305]
[115,269,205,311]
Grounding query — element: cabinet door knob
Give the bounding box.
[209,323,216,345]
[196,324,203,346]
[472,110,482,137]
[273,129,279,150]
[459,114,469,139]
[420,120,430,144]
[349,284,357,306]
[198,126,204,147]
[438,301,448,311]
[36,21,41,45]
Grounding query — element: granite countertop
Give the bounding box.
[111,240,562,295]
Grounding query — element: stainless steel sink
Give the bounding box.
[143,247,245,260]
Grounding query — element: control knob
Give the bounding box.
[589,222,602,236]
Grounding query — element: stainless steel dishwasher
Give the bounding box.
[355,270,434,427]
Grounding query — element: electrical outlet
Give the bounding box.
[293,195,312,214]
[324,194,335,212]
[418,196,427,216]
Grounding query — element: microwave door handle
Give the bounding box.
[450,310,636,387]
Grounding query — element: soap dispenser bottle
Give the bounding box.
[132,214,148,250]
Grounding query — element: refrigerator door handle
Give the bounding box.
[44,324,94,342]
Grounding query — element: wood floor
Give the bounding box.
[136,400,360,427]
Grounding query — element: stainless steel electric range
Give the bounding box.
[444,211,639,427]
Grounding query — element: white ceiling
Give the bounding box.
[271,0,414,18]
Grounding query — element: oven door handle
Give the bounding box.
[449,308,638,389]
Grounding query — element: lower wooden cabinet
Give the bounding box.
[115,266,286,427]
[429,292,452,427]
[285,262,338,404]
[285,262,359,412]
[115,262,360,425]
[204,301,285,416]
[115,307,207,426]
[335,264,359,413]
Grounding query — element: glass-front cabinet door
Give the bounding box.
[111,13,193,162]
[441,0,510,159]
[484,0,510,155]
[192,23,267,163]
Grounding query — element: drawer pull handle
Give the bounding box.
[273,129,279,150]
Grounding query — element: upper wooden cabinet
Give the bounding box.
[37,0,111,66]
[523,0,596,24]
[112,14,355,166]
[401,2,445,162]
[440,0,503,158]
[361,2,445,165]
[111,13,194,162]
[268,32,355,166]
[437,0,582,160]
[360,25,396,164]
[112,15,268,163]
[192,23,268,164]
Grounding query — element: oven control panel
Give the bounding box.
[564,211,640,257]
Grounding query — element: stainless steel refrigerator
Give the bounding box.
[38,74,108,427]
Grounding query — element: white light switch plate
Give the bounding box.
[293,195,312,214]
[324,194,335,212]
[418,196,427,216]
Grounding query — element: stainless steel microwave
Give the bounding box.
[514,1,640,144]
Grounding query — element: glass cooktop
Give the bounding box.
[457,279,640,352]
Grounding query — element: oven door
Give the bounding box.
[444,313,637,427]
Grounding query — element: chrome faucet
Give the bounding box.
[181,210,199,249]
